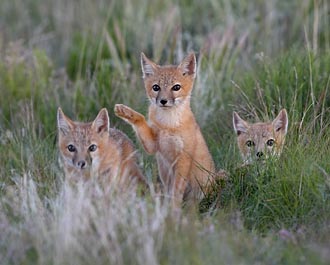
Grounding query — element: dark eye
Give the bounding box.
[67,144,76,152]
[89,144,97,152]
[172,84,181,91]
[152,84,160,91]
[246,140,255,147]
[266,139,275,146]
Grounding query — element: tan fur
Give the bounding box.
[57,108,146,189]
[114,52,215,206]
[233,109,288,165]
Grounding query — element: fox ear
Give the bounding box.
[272,109,288,134]
[141,52,157,78]
[92,108,109,134]
[178,52,196,77]
[233,112,249,135]
[57,108,73,135]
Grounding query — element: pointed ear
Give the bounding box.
[57,108,73,135]
[178,52,196,77]
[92,108,110,134]
[141,52,158,78]
[233,112,249,135]
[272,109,288,134]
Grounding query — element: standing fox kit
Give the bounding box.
[57,108,146,188]
[233,109,288,165]
[115,52,215,205]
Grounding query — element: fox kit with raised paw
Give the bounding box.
[115,52,215,206]
[233,109,288,165]
[57,108,146,189]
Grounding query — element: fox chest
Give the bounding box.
[157,132,184,161]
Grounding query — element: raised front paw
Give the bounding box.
[114,104,145,124]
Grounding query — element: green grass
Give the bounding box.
[1,0,330,264]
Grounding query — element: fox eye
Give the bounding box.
[266,139,275,146]
[88,144,97,152]
[172,84,181,91]
[152,84,160,91]
[67,144,76,152]
[246,140,255,147]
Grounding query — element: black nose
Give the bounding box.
[77,160,86,169]
[256,152,264,158]
[160,99,168,105]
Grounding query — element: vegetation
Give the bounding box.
[0,0,329,264]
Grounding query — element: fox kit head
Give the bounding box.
[233,109,288,164]
[141,52,196,109]
[57,108,110,180]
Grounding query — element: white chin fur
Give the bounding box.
[154,99,189,127]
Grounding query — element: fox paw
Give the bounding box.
[114,104,144,124]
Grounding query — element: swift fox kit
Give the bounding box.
[57,108,146,188]
[233,109,288,165]
[115,52,215,206]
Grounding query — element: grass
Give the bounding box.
[1,0,330,264]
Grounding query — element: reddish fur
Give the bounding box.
[233,109,288,165]
[57,108,146,189]
[115,53,215,207]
